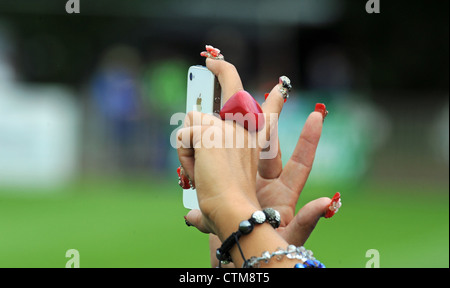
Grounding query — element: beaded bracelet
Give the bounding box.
[216,208,281,266]
[243,245,325,268]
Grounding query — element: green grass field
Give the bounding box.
[0,178,448,268]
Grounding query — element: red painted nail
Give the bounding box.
[205,45,220,57]
[200,51,208,58]
[179,174,191,189]
[315,103,328,120]
[177,165,191,189]
[324,192,341,219]
[220,91,265,132]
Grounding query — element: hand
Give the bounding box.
[256,110,332,246]
[178,57,308,268]
[178,51,335,268]
[208,63,336,267]
[179,57,297,237]
[255,76,333,247]
[177,58,262,240]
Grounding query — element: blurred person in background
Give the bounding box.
[141,47,188,172]
[89,45,142,172]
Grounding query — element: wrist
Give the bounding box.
[204,193,260,242]
[215,206,282,266]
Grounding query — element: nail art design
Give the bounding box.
[264,76,291,103]
[315,103,329,120]
[279,76,292,102]
[200,45,224,60]
[324,192,341,219]
[177,165,193,189]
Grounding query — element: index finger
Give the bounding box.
[205,58,244,104]
[279,111,324,193]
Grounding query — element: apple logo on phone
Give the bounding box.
[196,94,202,112]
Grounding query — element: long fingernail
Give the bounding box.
[179,175,191,189]
[201,45,224,60]
[184,216,193,227]
[324,192,341,219]
[205,45,221,57]
[279,76,291,103]
[315,103,328,121]
[177,165,191,189]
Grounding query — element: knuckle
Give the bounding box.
[226,62,237,73]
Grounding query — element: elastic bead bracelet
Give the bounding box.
[294,259,325,268]
[216,209,281,266]
[244,245,325,268]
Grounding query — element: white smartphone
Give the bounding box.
[183,65,222,209]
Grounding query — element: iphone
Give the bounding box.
[183,66,222,209]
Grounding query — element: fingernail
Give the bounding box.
[177,165,191,189]
[279,76,292,91]
[179,175,191,189]
[184,216,193,227]
[324,192,341,219]
[264,93,269,100]
[315,103,328,121]
[201,45,224,60]
[278,76,291,103]
[205,45,220,57]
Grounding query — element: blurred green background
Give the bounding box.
[0,0,448,268]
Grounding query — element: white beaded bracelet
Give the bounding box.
[243,245,325,268]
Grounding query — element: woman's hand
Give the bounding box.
[177,58,263,240]
[177,56,310,268]
[256,75,332,248]
[177,50,336,267]
[256,110,332,246]
[204,56,336,267]
[209,108,332,267]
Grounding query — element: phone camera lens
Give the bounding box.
[189,72,193,81]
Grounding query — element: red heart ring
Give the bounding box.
[219,90,265,132]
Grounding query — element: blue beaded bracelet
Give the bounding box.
[294,259,326,268]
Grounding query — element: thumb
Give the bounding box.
[185,209,212,234]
